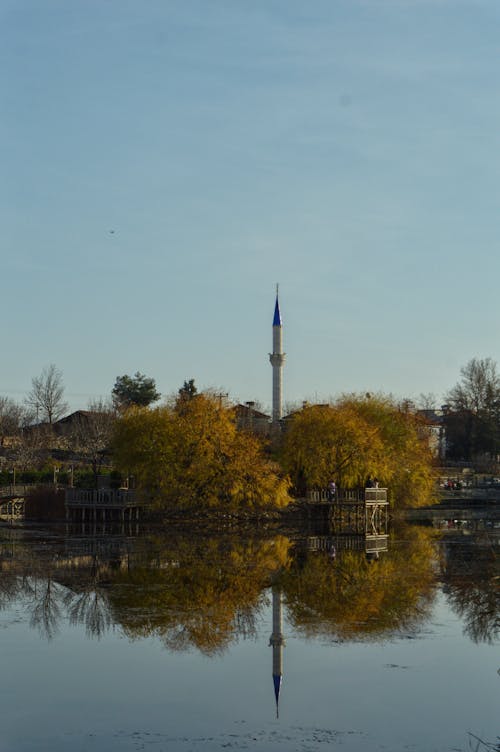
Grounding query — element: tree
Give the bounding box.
[14,423,52,471]
[178,379,198,402]
[0,397,24,446]
[25,364,68,424]
[445,358,500,460]
[112,372,160,410]
[112,392,290,513]
[338,394,435,506]
[281,403,387,495]
[67,399,116,484]
[447,358,500,414]
[281,395,435,506]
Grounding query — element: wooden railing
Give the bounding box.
[365,488,388,503]
[65,488,138,507]
[0,484,37,499]
[307,488,387,503]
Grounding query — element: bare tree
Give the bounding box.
[416,393,438,411]
[445,357,500,460]
[67,398,116,482]
[26,364,68,424]
[15,424,52,470]
[0,397,24,446]
[447,357,500,413]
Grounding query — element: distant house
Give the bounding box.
[416,409,446,459]
[232,402,271,436]
[52,410,94,437]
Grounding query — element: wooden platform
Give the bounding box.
[302,487,389,536]
[65,488,145,523]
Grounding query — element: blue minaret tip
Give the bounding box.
[273,285,282,327]
[273,674,282,718]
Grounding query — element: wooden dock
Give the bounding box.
[65,488,145,523]
[302,487,389,538]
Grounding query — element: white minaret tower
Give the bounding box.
[269,285,285,424]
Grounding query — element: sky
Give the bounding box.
[2,0,500,415]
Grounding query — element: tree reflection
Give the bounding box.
[0,529,113,640]
[0,532,66,640]
[2,530,288,651]
[108,534,291,655]
[1,522,497,651]
[63,554,113,639]
[28,576,65,640]
[280,526,437,640]
[440,530,499,644]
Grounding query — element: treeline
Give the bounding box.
[112,390,434,512]
[3,358,500,514]
[3,523,497,648]
[113,391,291,513]
[0,368,160,486]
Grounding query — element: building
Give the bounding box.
[232,402,271,436]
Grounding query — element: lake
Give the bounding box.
[0,515,498,752]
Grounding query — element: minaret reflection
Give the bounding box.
[269,585,285,718]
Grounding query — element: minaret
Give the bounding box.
[269,285,286,424]
[269,586,285,718]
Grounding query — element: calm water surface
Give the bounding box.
[0,519,498,752]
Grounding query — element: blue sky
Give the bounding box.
[2,0,500,414]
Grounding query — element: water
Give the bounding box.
[0,519,498,752]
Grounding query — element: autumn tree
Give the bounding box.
[112,372,160,410]
[281,395,435,507]
[281,403,387,495]
[26,364,68,424]
[338,394,435,506]
[112,392,290,513]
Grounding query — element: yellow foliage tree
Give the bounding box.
[281,396,435,507]
[281,403,388,493]
[338,394,436,506]
[112,394,291,514]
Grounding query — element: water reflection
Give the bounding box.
[269,585,285,718]
[0,520,498,653]
[440,528,499,644]
[283,526,437,641]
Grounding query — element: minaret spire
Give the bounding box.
[269,285,285,423]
